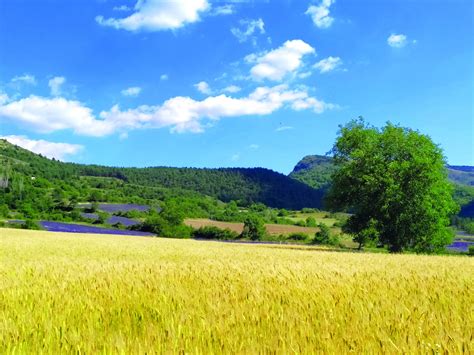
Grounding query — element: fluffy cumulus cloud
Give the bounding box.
[0,85,335,136]
[248,40,315,81]
[121,86,142,97]
[314,56,342,73]
[194,81,212,94]
[231,18,265,43]
[99,84,336,133]
[306,0,335,29]
[0,96,115,136]
[1,135,83,161]
[96,0,210,32]
[387,33,408,48]
[48,76,66,96]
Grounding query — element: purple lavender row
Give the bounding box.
[80,213,140,226]
[446,241,474,252]
[39,221,154,237]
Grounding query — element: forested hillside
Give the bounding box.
[289,155,336,190]
[0,140,324,211]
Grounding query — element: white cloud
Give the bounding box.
[113,5,131,11]
[1,135,83,161]
[212,5,234,16]
[298,71,312,79]
[222,85,241,93]
[48,76,66,96]
[249,144,259,149]
[291,97,336,113]
[96,0,210,32]
[231,18,265,43]
[0,96,115,137]
[121,86,142,97]
[306,0,335,29]
[387,33,408,48]
[160,74,169,81]
[249,39,315,81]
[0,85,335,136]
[313,56,342,73]
[194,81,212,94]
[276,126,293,132]
[11,74,36,85]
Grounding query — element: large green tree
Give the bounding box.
[327,119,458,253]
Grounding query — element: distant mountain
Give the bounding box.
[289,155,336,190]
[289,154,474,217]
[447,166,474,186]
[0,139,324,210]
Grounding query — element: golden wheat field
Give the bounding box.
[1,228,473,353]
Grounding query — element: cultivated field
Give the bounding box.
[185,218,319,235]
[1,228,473,353]
[287,211,340,227]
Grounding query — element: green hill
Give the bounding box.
[289,155,336,190]
[447,165,474,186]
[0,139,324,211]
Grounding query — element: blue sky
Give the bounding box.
[0,0,472,173]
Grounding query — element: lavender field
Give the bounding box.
[446,241,474,252]
[80,213,140,227]
[39,221,153,237]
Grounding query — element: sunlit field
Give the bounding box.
[184,218,319,235]
[1,228,473,353]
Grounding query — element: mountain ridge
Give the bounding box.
[0,139,324,210]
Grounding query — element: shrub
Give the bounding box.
[468,245,474,256]
[313,223,330,244]
[192,226,239,240]
[301,208,318,213]
[0,204,9,218]
[112,222,125,229]
[21,219,42,230]
[275,217,295,225]
[133,202,193,239]
[288,232,308,241]
[295,220,306,227]
[306,216,317,227]
[241,215,266,241]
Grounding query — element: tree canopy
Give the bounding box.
[327,119,458,253]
